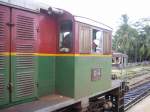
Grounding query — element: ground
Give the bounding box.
[126,95,150,112]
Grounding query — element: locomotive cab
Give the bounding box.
[55,14,113,98]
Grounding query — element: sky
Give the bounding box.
[38,0,150,32]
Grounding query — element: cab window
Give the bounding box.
[92,29,103,53]
[59,21,72,53]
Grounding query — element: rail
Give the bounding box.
[124,81,150,111]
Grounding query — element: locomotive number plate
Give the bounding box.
[91,68,101,81]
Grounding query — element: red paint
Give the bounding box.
[38,14,58,54]
[0,4,111,55]
[11,9,38,53]
[9,8,75,54]
[74,22,79,53]
[0,5,10,53]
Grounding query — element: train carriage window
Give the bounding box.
[59,20,72,53]
[92,30,103,53]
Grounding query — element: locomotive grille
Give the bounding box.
[16,55,34,69]
[16,71,34,98]
[0,73,5,99]
[16,15,34,40]
[14,14,36,98]
[0,12,5,38]
[0,12,5,52]
[0,56,5,99]
[0,11,6,100]
[0,56,5,70]
[16,44,34,53]
[0,44,5,52]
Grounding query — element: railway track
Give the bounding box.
[123,69,150,111]
[124,81,150,111]
[112,65,150,111]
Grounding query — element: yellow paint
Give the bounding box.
[0,52,112,57]
[0,52,10,56]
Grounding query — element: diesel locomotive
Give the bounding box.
[0,0,125,112]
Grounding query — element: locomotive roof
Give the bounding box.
[74,16,112,31]
[113,52,128,58]
[0,0,112,31]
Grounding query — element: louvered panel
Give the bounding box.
[16,72,34,98]
[14,54,36,99]
[11,9,38,102]
[16,15,34,40]
[0,56,5,70]
[16,55,34,69]
[0,44,5,52]
[16,55,33,61]
[16,44,34,52]
[0,11,5,39]
[14,55,36,99]
[0,74,5,99]
[0,5,10,106]
[0,11,6,53]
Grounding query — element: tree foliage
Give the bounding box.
[113,14,150,62]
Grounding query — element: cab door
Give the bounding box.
[0,5,10,105]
